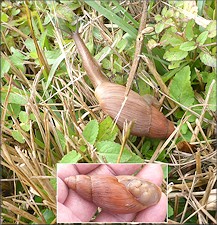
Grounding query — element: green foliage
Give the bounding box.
[96,141,143,163]
[97,116,119,142]
[81,117,143,163]
[59,150,81,163]
[82,120,99,145]
[169,66,195,108]
[168,204,174,218]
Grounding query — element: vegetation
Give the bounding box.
[1,0,216,224]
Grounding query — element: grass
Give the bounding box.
[1,0,216,224]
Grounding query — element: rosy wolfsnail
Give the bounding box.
[64,174,162,214]
[72,32,174,138]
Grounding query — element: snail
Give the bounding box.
[72,32,174,138]
[64,175,162,214]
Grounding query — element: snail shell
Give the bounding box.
[71,32,175,139]
[64,175,161,214]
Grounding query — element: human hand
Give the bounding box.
[57,164,167,222]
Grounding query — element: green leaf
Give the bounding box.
[168,204,174,218]
[155,23,165,34]
[199,52,216,67]
[196,31,208,46]
[9,47,28,72]
[206,21,216,38]
[180,41,197,51]
[42,209,55,224]
[82,120,99,145]
[19,111,29,123]
[12,130,25,143]
[163,47,188,61]
[20,123,30,132]
[96,141,143,163]
[1,12,9,22]
[1,59,10,74]
[8,104,21,118]
[185,19,195,41]
[169,66,195,107]
[1,90,28,105]
[59,150,81,163]
[97,116,119,142]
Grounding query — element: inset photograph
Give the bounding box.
[57,163,168,223]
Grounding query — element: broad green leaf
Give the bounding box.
[196,31,208,46]
[8,104,21,118]
[155,23,165,34]
[96,141,143,163]
[82,120,99,145]
[59,150,81,163]
[1,87,28,105]
[163,47,188,61]
[169,66,195,107]
[97,116,119,142]
[1,12,9,22]
[41,209,55,224]
[168,204,174,218]
[9,47,27,72]
[180,41,197,51]
[12,130,25,143]
[1,59,10,74]
[199,52,216,67]
[185,19,195,41]
[20,123,30,132]
[19,111,29,123]
[206,21,216,38]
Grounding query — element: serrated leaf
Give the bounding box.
[155,23,165,34]
[19,111,29,123]
[199,52,216,67]
[196,31,208,46]
[163,48,188,61]
[59,150,81,163]
[82,120,99,145]
[169,66,195,107]
[180,41,196,51]
[185,19,195,41]
[12,130,25,143]
[97,117,119,142]
[96,141,143,163]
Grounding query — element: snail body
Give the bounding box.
[72,32,174,138]
[64,175,161,214]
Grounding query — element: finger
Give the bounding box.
[75,164,100,174]
[94,211,136,222]
[137,164,164,186]
[57,202,81,222]
[57,164,79,180]
[57,177,68,203]
[134,192,167,222]
[64,189,97,222]
[108,164,142,175]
